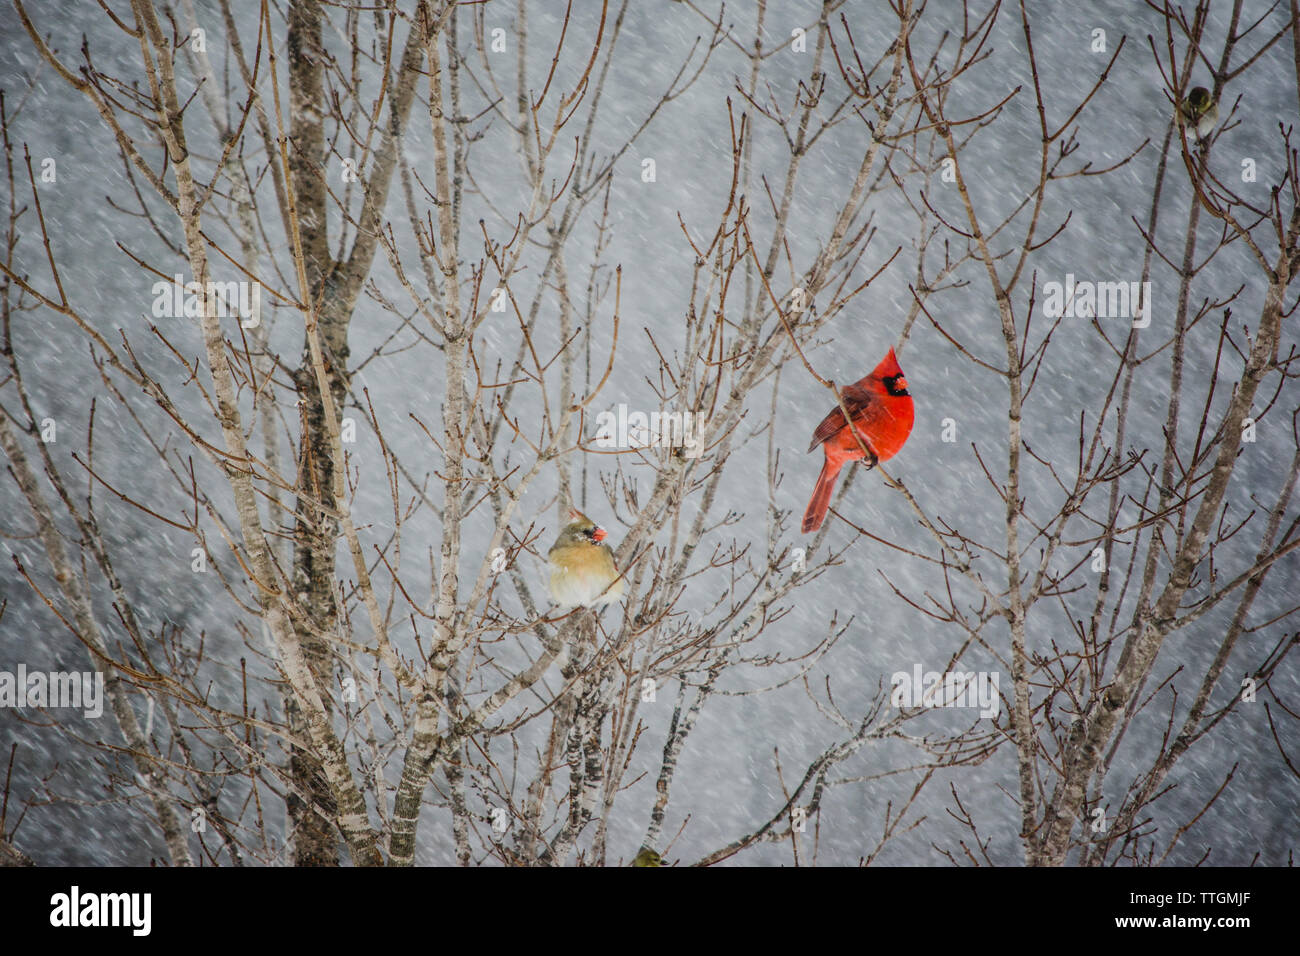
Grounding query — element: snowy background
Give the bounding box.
[1,0,1297,865]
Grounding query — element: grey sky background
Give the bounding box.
[1,0,1296,865]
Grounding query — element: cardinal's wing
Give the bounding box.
[806,384,878,452]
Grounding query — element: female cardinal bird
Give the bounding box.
[802,347,914,534]
[547,509,626,608]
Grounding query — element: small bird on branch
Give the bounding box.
[547,509,626,608]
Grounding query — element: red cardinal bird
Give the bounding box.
[802,347,914,534]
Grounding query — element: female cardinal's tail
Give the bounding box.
[802,458,842,534]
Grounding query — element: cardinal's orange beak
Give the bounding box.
[591,527,607,543]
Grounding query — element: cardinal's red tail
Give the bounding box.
[802,458,843,534]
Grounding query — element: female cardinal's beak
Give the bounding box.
[591,527,608,543]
